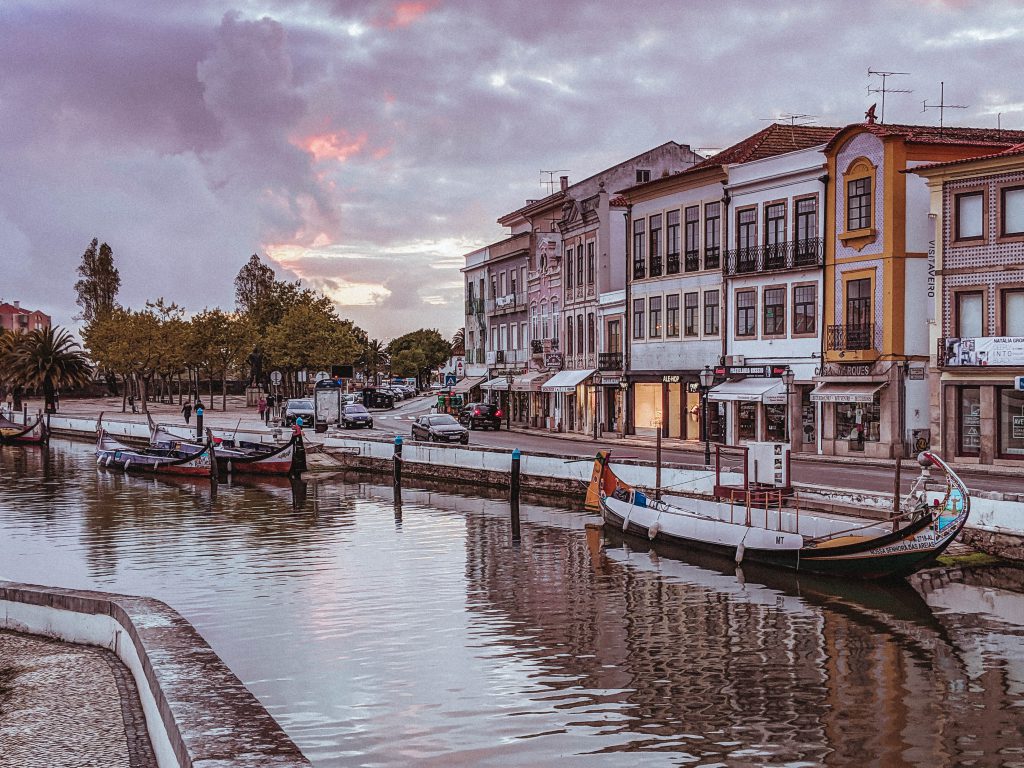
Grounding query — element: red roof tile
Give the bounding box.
[824,123,1024,152]
[609,195,629,207]
[905,142,1024,173]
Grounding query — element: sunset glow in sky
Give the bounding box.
[2,0,1023,340]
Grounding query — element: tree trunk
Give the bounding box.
[221,369,227,411]
[43,379,55,414]
[208,372,214,409]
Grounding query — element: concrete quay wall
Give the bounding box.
[0,582,311,768]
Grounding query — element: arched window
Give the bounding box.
[587,313,596,353]
[566,316,574,355]
[577,313,584,354]
[541,300,549,340]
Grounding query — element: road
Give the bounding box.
[364,394,1024,497]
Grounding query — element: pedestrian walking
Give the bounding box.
[181,400,192,424]
[128,395,138,413]
[258,395,267,422]
[3,391,12,416]
[265,394,275,425]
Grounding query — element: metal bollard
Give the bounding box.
[510,448,521,542]
[195,407,204,441]
[393,435,403,490]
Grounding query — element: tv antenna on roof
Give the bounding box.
[922,81,967,135]
[760,113,818,126]
[540,170,570,195]
[867,69,912,124]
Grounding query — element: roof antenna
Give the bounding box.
[539,170,569,195]
[760,113,818,126]
[922,81,967,136]
[867,69,912,124]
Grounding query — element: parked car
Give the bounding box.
[283,398,315,426]
[342,403,374,429]
[458,402,502,430]
[361,388,395,409]
[411,414,469,444]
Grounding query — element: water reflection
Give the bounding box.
[1,440,1022,767]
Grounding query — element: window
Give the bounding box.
[998,388,1024,458]
[499,271,506,295]
[763,286,786,336]
[587,313,595,353]
[636,169,651,183]
[684,206,700,271]
[765,405,786,443]
[608,320,622,353]
[649,296,662,338]
[955,192,984,241]
[736,289,756,337]
[566,247,574,290]
[633,219,646,279]
[510,269,517,296]
[847,177,871,230]
[541,300,549,339]
[632,298,645,339]
[577,313,584,353]
[576,244,584,286]
[704,290,720,335]
[665,293,680,337]
[649,214,663,277]
[1001,186,1024,237]
[737,208,757,272]
[490,277,497,298]
[959,387,981,456]
[704,202,721,269]
[683,292,699,337]
[764,202,786,269]
[586,242,595,285]
[846,277,872,349]
[666,209,680,274]
[793,284,817,335]
[1003,289,1024,336]
[738,401,757,441]
[956,291,984,338]
[836,396,881,448]
[566,316,574,355]
[795,197,818,264]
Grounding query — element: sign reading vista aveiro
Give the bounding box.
[943,337,1024,367]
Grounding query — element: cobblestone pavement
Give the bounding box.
[0,630,156,768]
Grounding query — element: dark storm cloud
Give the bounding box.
[1,0,1022,340]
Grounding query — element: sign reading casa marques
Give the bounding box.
[943,337,1024,367]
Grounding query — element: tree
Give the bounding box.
[74,238,121,326]
[264,300,362,397]
[5,327,92,413]
[387,329,451,389]
[359,338,389,384]
[451,327,465,356]
[188,309,256,410]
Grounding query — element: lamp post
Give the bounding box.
[505,372,513,430]
[618,379,628,437]
[699,365,714,467]
[781,365,796,445]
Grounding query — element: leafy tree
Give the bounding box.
[387,329,451,389]
[5,327,92,413]
[74,238,121,325]
[265,301,362,396]
[188,309,256,409]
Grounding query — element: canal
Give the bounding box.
[2,440,1023,766]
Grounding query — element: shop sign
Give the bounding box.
[816,362,875,377]
[943,336,1024,367]
[662,375,681,383]
[907,366,925,381]
[687,382,700,393]
[1016,376,1024,391]
[544,353,563,370]
[713,364,788,378]
[1014,416,1024,439]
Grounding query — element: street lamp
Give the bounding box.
[698,364,714,467]
[781,366,795,445]
[505,372,513,430]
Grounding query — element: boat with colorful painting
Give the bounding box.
[586,450,970,580]
[96,425,218,479]
[0,413,47,445]
[148,421,306,477]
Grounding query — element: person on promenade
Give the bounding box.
[293,416,304,434]
[181,400,192,424]
[258,395,267,423]
[265,394,275,424]
[128,394,138,413]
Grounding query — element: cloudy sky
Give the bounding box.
[2,0,1022,342]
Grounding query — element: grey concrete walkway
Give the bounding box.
[0,630,155,768]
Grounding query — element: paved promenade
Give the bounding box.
[0,630,155,768]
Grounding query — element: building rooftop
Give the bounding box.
[823,122,1024,152]
[905,142,1024,173]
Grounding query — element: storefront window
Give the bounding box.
[958,387,981,455]
[801,388,816,448]
[835,396,880,450]
[738,401,757,441]
[765,404,786,442]
[998,388,1024,458]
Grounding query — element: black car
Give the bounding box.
[362,388,395,409]
[342,403,374,429]
[458,402,502,430]
[412,414,469,444]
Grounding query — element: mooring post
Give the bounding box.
[510,448,521,542]
[393,435,403,490]
[891,454,902,532]
[195,406,204,441]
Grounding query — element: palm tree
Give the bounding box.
[6,327,93,413]
[361,338,389,385]
[451,327,465,356]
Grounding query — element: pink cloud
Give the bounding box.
[374,1,439,30]
[295,130,369,162]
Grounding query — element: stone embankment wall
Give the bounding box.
[0,582,311,768]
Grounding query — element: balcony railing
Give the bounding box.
[633,262,646,280]
[649,256,663,277]
[827,323,876,351]
[598,352,623,371]
[531,338,559,355]
[666,253,680,274]
[465,298,484,315]
[485,293,526,314]
[684,250,700,272]
[704,246,720,270]
[723,237,824,276]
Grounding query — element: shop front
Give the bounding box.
[810,380,889,456]
[940,377,1024,465]
[541,369,596,433]
[708,378,789,445]
[628,372,720,440]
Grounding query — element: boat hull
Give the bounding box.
[0,416,48,445]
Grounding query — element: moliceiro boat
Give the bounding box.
[586,451,970,580]
[149,422,306,477]
[0,413,47,445]
[96,427,218,479]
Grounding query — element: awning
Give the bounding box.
[512,371,552,392]
[542,368,597,393]
[480,377,508,391]
[810,382,886,404]
[450,375,485,394]
[708,378,787,404]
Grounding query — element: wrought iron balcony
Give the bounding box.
[649,256,663,277]
[723,238,824,276]
[827,323,876,351]
[464,298,484,316]
[666,253,680,274]
[632,262,646,280]
[704,246,720,270]
[684,250,700,272]
[598,352,623,371]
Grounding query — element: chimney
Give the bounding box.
[13,301,19,309]
[560,175,568,192]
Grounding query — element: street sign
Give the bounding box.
[270,371,282,385]
[315,371,329,382]
[444,374,457,387]
[1016,375,1024,391]
[297,370,308,383]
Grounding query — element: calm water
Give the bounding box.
[2,440,1024,767]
